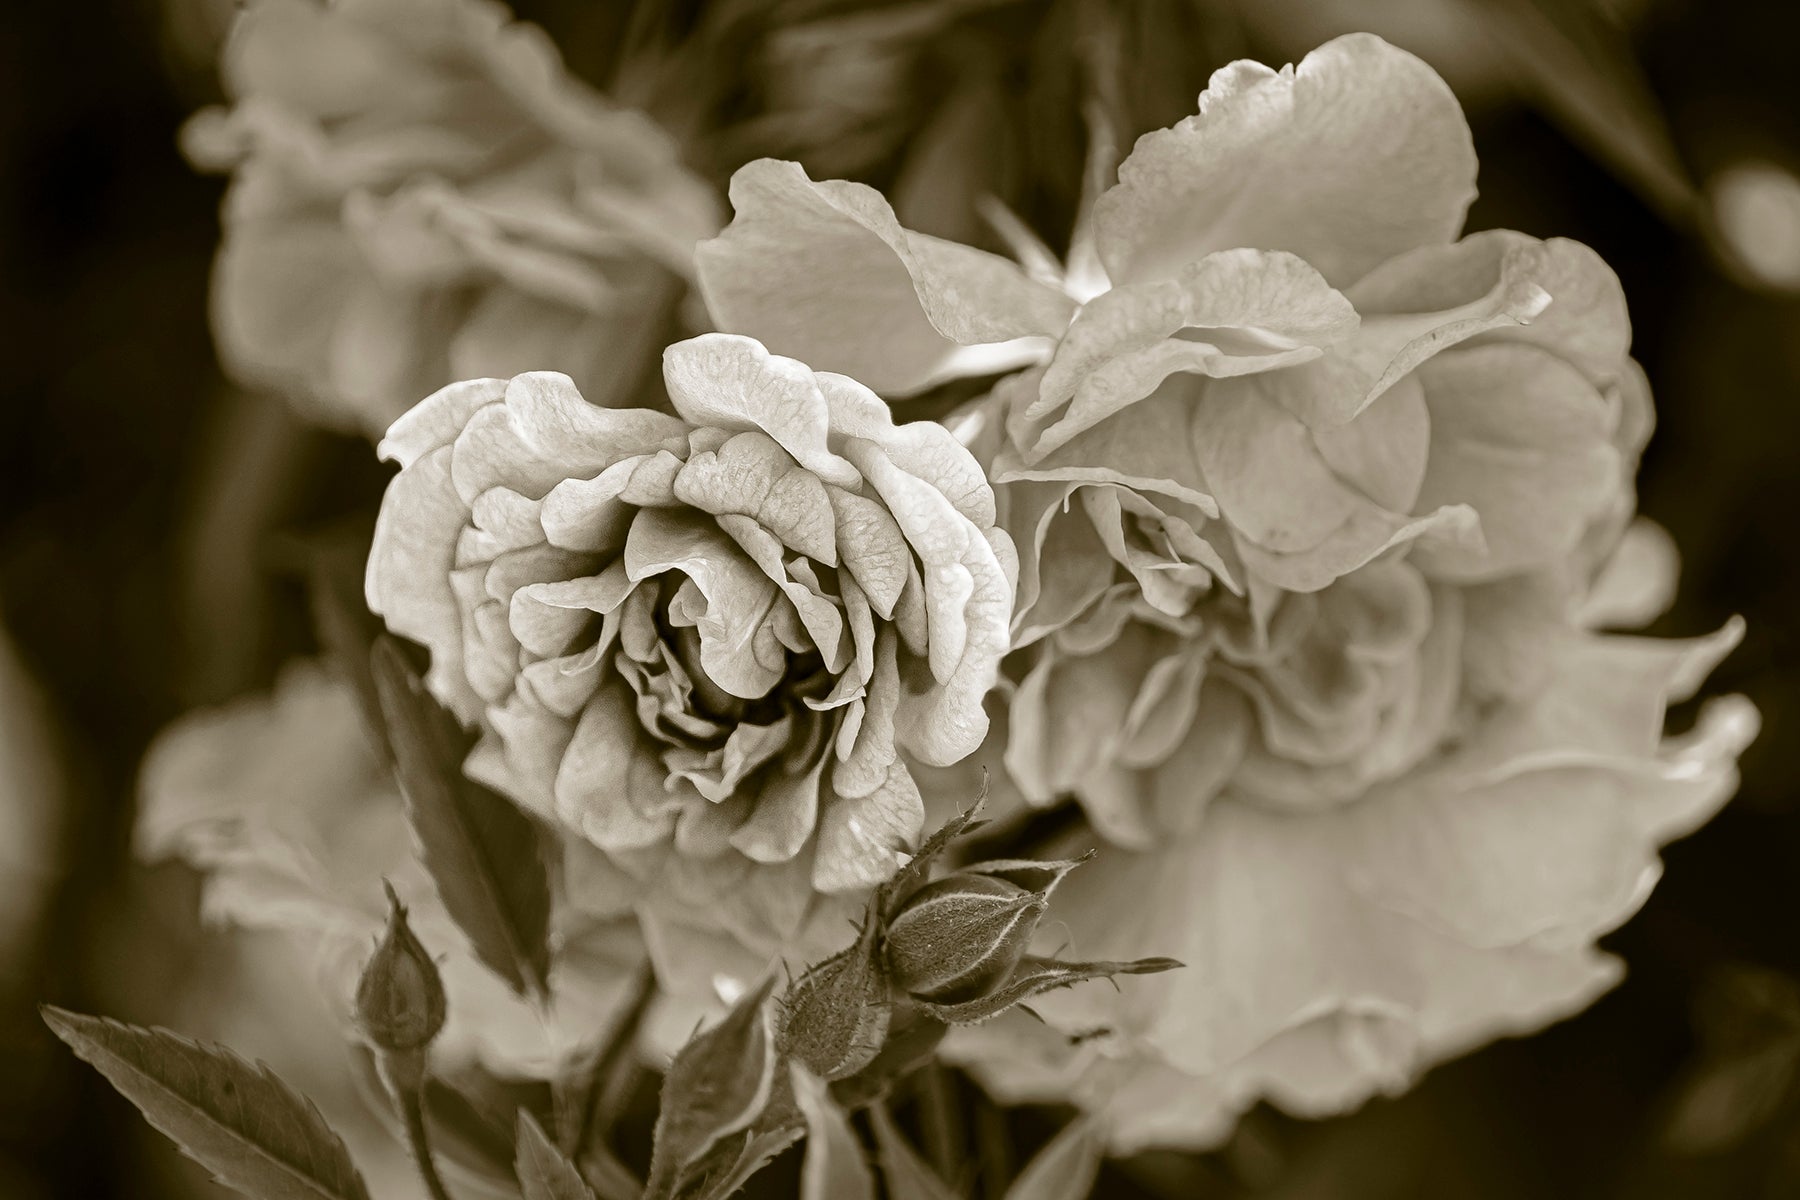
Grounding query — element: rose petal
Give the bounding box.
[1094,34,1476,289]
[697,159,1073,395]
[814,760,925,893]
[1410,343,1621,582]
[1022,249,1357,456]
[662,334,861,489]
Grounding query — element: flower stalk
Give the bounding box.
[356,882,453,1200]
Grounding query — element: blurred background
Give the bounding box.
[4,0,1800,1196]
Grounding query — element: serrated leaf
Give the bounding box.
[911,956,1182,1026]
[371,636,551,999]
[42,1007,370,1200]
[791,1065,876,1200]
[1003,1117,1101,1200]
[870,1105,963,1200]
[674,1068,805,1200]
[682,1120,805,1200]
[645,976,779,1199]
[517,1111,599,1200]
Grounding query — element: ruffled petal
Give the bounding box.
[1410,343,1622,582]
[697,159,1074,395]
[1018,249,1357,457]
[1094,34,1476,289]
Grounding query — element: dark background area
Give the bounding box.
[3,1,1798,1197]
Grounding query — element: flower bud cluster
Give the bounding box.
[775,798,1176,1082]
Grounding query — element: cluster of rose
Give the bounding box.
[50,1,1757,1198]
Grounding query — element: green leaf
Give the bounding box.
[574,1142,644,1200]
[516,1111,599,1200]
[371,635,552,999]
[870,1105,963,1200]
[42,1007,371,1200]
[791,1065,876,1200]
[645,976,779,1199]
[1003,1117,1101,1200]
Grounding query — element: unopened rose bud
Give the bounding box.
[884,872,1046,1004]
[780,910,892,1081]
[355,881,446,1054]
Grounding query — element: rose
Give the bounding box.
[955,536,1755,1149]
[687,33,1755,1146]
[184,0,719,436]
[364,332,1016,989]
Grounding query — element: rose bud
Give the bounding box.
[355,881,447,1054]
[883,873,1047,1005]
[779,909,892,1081]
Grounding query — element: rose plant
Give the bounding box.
[51,16,1763,1200]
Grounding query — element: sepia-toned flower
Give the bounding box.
[364,333,1016,986]
[184,0,720,436]
[691,32,1757,1147]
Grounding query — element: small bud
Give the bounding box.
[780,905,891,1081]
[355,882,447,1054]
[884,872,1046,1004]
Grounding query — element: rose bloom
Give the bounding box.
[184,0,720,437]
[365,333,1016,996]
[691,33,1757,1148]
[136,659,646,1076]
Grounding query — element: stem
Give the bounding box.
[559,958,657,1156]
[916,1063,964,1186]
[976,1093,1013,1199]
[378,1048,454,1200]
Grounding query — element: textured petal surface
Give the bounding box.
[1094,34,1477,288]
[365,336,1014,1005]
[697,159,1073,395]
